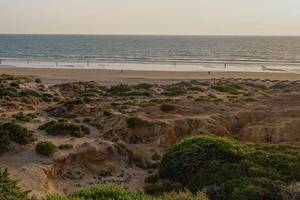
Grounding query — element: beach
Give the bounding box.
[0,67,300,84]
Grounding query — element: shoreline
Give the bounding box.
[0,67,300,84]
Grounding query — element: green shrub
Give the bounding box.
[212,83,243,95]
[163,86,186,96]
[134,83,153,90]
[0,130,10,153]
[160,104,176,112]
[9,82,19,88]
[35,78,42,84]
[109,84,132,95]
[36,141,56,156]
[0,88,18,97]
[46,184,158,200]
[144,181,182,195]
[39,121,85,138]
[127,117,144,129]
[0,122,36,145]
[0,168,29,200]
[19,89,40,97]
[58,144,74,150]
[163,190,208,200]
[159,135,300,200]
[12,112,35,122]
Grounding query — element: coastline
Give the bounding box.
[0,67,300,84]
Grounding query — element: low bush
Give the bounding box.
[144,180,182,195]
[0,122,36,145]
[0,168,29,200]
[46,184,158,200]
[108,84,132,95]
[163,86,186,96]
[160,103,176,112]
[127,117,144,129]
[39,120,85,138]
[159,134,300,200]
[0,130,10,153]
[162,190,208,200]
[0,88,18,97]
[12,112,35,122]
[9,82,19,88]
[58,144,74,150]
[134,83,153,90]
[36,141,56,156]
[212,83,243,95]
[19,89,40,97]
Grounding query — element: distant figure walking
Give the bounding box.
[121,69,124,73]
[208,71,211,75]
[224,63,227,68]
[0,59,2,65]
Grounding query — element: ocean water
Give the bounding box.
[0,35,300,72]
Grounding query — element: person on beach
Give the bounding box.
[208,71,211,75]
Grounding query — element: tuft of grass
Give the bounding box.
[160,103,176,112]
[19,89,40,97]
[127,117,144,129]
[0,122,36,145]
[58,144,74,150]
[12,112,36,122]
[163,86,186,96]
[46,184,159,200]
[0,88,18,97]
[163,190,208,200]
[212,83,243,95]
[36,141,56,157]
[39,120,85,138]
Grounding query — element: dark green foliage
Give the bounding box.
[46,184,158,200]
[39,121,85,138]
[103,109,113,117]
[134,83,153,90]
[160,103,176,112]
[108,84,132,95]
[35,78,42,84]
[58,144,74,150]
[36,141,56,156]
[213,83,243,95]
[12,112,35,122]
[144,181,182,195]
[108,84,152,97]
[19,89,41,97]
[9,82,19,88]
[163,86,186,96]
[0,88,18,97]
[0,130,10,153]
[127,117,144,129]
[159,135,300,200]
[0,168,29,200]
[0,122,36,145]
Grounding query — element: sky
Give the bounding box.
[0,0,300,35]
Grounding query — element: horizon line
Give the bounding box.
[0,33,300,37]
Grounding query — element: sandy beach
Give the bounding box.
[0,67,300,84]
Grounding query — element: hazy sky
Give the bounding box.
[0,0,300,35]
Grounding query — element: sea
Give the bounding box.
[0,34,300,73]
